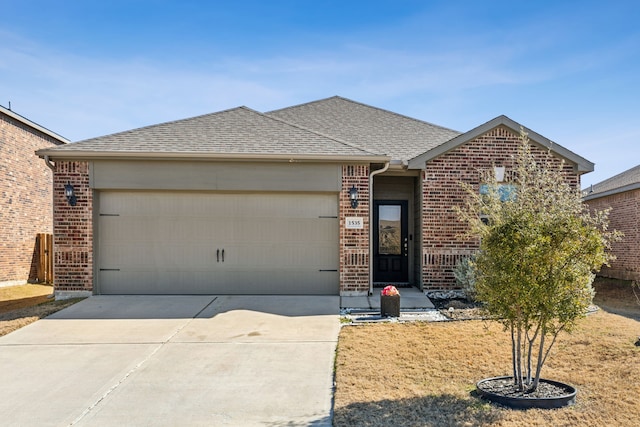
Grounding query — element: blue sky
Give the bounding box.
[1,0,638,188]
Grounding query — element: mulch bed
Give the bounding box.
[477,377,573,399]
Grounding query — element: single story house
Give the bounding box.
[584,164,640,281]
[1,105,68,287]
[36,96,594,298]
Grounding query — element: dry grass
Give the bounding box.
[593,277,640,320]
[0,284,54,313]
[0,284,82,337]
[335,279,640,427]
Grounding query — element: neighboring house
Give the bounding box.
[583,165,640,281]
[0,105,69,287]
[36,96,594,298]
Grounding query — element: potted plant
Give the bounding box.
[380,285,400,317]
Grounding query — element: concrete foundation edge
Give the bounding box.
[55,290,93,300]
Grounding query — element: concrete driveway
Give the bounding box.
[0,295,340,426]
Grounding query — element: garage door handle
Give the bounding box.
[222,249,225,262]
[217,249,220,263]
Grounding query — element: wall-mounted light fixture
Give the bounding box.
[64,182,77,206]
[494,166,506,183]
[349,185,358,208]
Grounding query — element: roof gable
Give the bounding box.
[38,106,387,161]
[1,105,69,144]
[267,96,461,162]
[583,164,640,200]
[407,115,594,173]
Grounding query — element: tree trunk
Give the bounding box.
[525,324,540,387]
[526,335,533,386]
[515,323,524,391]
[531,332,546,392]
[511,323,517,384]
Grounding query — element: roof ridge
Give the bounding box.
[266,95,342,113]
[268,95,461,135]
[336,96,462,135]
[264,102,383,156]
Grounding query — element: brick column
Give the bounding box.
[53,161,93,298]
[339,164,370,295]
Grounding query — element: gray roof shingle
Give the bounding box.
[38,106,382,159]
[584,164,640,199]
[38,96,593,174]
[267,96,461,162]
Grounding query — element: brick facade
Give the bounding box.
[585,189,640,281]
[420,126,580,290]
[52,161,93,295]
[48,128,586,295]
[0,110,65,286]
[339,164,370,295]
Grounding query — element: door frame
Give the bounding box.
[372,199,409,284]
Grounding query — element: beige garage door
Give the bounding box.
[97,191,339,295]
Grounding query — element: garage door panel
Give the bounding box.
[98,192,339,295]
[100,269,338,295]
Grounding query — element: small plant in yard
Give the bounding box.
[453,254,477,301]
[456,130,621,396]
[633,280,640,306]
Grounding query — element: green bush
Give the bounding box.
[453,255,477,301]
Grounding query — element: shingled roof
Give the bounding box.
[267,96,461,162]
[38,97,593,173]
[583,164,640,200]
[37,106,385,161]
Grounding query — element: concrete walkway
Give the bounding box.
[340,286,435,310]
[0,295,340,426]
[340,287,448,322]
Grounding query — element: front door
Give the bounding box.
[373,200,408,283]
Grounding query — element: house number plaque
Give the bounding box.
[345,217,364,229]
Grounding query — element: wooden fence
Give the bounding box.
[36,233,53,284]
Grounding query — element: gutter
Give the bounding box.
[582,182,640,201]
[35,150,391,164]
[368,161,391,295]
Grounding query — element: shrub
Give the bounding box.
[453,255,477,301]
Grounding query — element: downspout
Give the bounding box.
[44,155,56,171]
[43,155,56,299]
[368,161,390,295]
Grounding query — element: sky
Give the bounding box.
[1,0,639,188]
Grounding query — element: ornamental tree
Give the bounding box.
[457,131,620,392]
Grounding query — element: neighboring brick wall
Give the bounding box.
[585,189,640,281]
[0,112,62,286]
[421,126,580,290]
[53,161,93,293]
[340,164,370,295]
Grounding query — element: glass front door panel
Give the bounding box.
[378,205,402,255]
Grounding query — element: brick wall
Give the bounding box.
[421,126,580,290]
[53,161,93,294]
[585,189,640,281]
[0,112,62,286]
[340,164,370,295]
